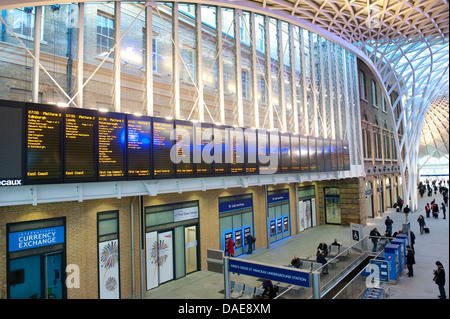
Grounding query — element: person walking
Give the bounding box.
[417,215,426,234]
[403,205,411,221]
[385,216,393,233]
[441,203,446,219]
[433,261,446,299]
[406,245,415,277]
[370,228,381,252]
[425,203,431,218]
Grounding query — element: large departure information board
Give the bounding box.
[230,129,244,174]
[98,113,126,180]
[280,133,291,173]
[195,123,213,176]
[26,103,63,183]
[0,100,351,187]
[175,120,194,176]
[127,115,152,179]
[65,108,97,182]
[245,129,257,174]
[152,118,174,177]
[290,134,300,172]
[0,100,24,186]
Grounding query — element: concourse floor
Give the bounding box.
[143,192,449,300]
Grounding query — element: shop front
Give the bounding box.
[7,218,66,299]
[324,187,341,224]
[365,181,375,218]
[145,201,199,290]
[219,194,254,257]
[297,185,317,232]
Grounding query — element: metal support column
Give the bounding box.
[32,6,42,103]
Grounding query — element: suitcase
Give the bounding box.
[424,227,430,233]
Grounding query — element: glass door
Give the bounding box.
[44,252,63,299]
[9,255,41,299]
[184,225,198,274]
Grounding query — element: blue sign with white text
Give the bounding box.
[267,192,289,204]
[9,226,65,252]
[219,198,253,213]
[228,258,310,287]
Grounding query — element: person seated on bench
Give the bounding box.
[290,255,301,268]
[316,251,329,275]
[330,239,342,249]
[317,241,328,257]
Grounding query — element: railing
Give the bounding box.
[275,235,391,299]
[333,250,389,299]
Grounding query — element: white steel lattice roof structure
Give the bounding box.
[418,94,449,171]
[230,0,449,209]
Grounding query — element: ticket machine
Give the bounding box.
[384,243,401,284]
[391,237,407,272]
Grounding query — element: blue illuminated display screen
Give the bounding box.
[98,112,126,180]
[127,116,152,178]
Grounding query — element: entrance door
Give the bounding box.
[9,255,41,299]
[184,226,197,274]
[9,252,63,299]
[44,252,63,299]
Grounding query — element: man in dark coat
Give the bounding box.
[434,261,446,299]
[406,245,415,277]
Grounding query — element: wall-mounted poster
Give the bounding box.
[146,231,158,290]
[99,239,120,299]
[146,231,174,290]
[158,231,174,284]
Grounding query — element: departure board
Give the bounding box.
[195,123,213,176]
[270,131,280,174]
[316,137,325,172]
[213,126,229,175]
[245,129,257,174]
[337,139,344,171]
[330,139,338,171]
[64,108,97,182]
[290,134,300,172]
[152,118,174,177]
[308,137,317,172]
[127,115,152,179]
[175,120,194,176]
[98,112,126,179]
[300,136,309,172]
[343,140,350,170]
[257,130,269,174]
[280,133,291,173]
[26,104,63,183]
[323,138,332,172]
[230,128,244,174]
[0,100,24,186]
